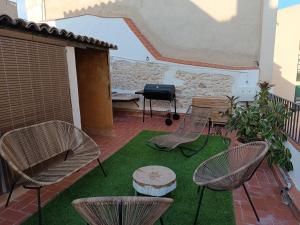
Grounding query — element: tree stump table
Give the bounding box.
[132,165,176,197]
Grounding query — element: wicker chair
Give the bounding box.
[72,196,173,225]
[192,141,269,225]
[148,105,211,157]
[0,120,106,225]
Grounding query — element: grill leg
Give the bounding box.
[193,187,205,225]
[150,99,152,118]
[5,180,16,207]
[174,97,177,114]
[143,96,145,122]
[97,159,107,177]
[243,184,260,222]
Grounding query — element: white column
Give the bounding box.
[65,46,81,128]
[259,0,279,82]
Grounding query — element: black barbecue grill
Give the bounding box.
[135,84,180,125]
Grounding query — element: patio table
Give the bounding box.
[133,165,176,197]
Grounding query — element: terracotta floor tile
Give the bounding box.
[0,113,298,224]
[0,209,28,223]
[0,220,17,225]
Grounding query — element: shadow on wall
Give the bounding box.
[50,0,276,67]
[272,63,297,102]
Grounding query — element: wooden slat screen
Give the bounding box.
[0,35,73,133]
[0,36,73,193]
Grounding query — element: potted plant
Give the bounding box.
[226,82,293,171]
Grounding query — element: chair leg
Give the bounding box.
[5,181,16,207]
[208,118,212,134]
[159,217,164,225]
[193,187,205,225]
[143,96,145,122]
[97,159,107,177]
[243,184,260,222]
[150,99,152,118]
[180,134,209,157]
[197,186,200,194]
[37,187,42,225]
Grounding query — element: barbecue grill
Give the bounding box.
[136,84,180,125]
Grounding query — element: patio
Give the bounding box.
[0,112,298,225]
[0,0,299,224]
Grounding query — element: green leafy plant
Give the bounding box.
[226,82,293,171]
[224,95,239,116]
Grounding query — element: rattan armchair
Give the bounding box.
[192,141,269,225]
[148,105,211,157]
[0,120,106,225]
[72,196,174,225]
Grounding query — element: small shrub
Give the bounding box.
[226,82,293,171]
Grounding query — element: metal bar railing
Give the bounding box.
[270,93,300,143]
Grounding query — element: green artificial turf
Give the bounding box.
[22,131,235,225]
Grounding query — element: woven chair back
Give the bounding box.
[193,141,269,190]
[72,196,173,225]
[175,105,211,136]
[0,121,87,171]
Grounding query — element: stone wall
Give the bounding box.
[175,71,234,110]
[111,59,170,109]
[111,59,234,112]
[111,60,168,90]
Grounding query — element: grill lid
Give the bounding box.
[143,84,175,100]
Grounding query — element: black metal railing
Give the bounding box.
[269,93,300,143]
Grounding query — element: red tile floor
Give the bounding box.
[0,113,299,225]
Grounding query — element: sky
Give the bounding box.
[17,0,26,19]
[15,0,300,20]
[279,0,300,8]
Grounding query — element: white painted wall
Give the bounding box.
[48,15,154,62]
[0,0,17,17]
[65,46,81,128]
[285,141,300,190]
[259,0,278,82]
[27,0,264,67]
[49,15,259,104]
[272,4,300,102]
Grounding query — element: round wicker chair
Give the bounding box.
[72,196,174,225]
[192,141,269,225]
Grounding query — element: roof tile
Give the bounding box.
[0,14,118,50]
